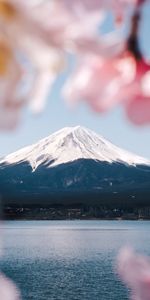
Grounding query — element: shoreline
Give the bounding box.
[3,217,150,221]
[3,206,150,221]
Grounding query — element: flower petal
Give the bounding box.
[0,273,21,299]
[126,95,150,125]
[117,248,150,300]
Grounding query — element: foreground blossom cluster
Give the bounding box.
[63,0,150,125]
[0,273,20,300]
[0,0,150,128]
[117,248,150,300]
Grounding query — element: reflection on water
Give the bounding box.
[0,220,150,300]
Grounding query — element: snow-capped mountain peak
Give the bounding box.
[1,126,150,171]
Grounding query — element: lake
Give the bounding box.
[0,220,150,300]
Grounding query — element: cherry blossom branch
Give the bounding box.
[0,0,149,128]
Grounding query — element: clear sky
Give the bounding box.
[0,3,150,159]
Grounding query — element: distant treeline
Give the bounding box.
[3,206,150,220]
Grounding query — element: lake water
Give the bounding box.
[0,220,150,300]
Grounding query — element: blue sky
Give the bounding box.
[0,3,150,159]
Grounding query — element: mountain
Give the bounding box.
[0,126,150,209]
[1,125,150,170]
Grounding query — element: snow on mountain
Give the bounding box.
[1,126,150,171]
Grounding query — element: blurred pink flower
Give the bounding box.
[61,0,138,17]
[0,37,23,129]
[123,58,150,124]
[63,2,150,125]
[0,0,70,119]
[0,220,21,299]
[117,247,150,300]
[0,0,149,128]
[63,51,148,103]
[0,0,108,128]
[126,94,150,125]
[0,273,20,300]
[63,54,125,112]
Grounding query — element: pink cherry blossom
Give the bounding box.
[63,1,150,125]
[0,273,21,300]
[0,0,107,128]
[61,0,138,15]
[0,0,72,126]
[123,58,150,124]
[63,45,150,124]
[62,48,136,109]
[0,220,21,299]
[0,37,24,129]
[63,54,125,112]
[126,95,150,125]
[117,247,150,300]
[0,0,149,128]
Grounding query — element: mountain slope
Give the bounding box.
[0,126,149,171]
[0,126,150,209]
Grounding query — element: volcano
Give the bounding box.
[0,126,150,209]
